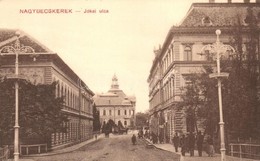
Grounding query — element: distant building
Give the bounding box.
[0,29,94,150]
[93,75,136,128]
[147,1,260,143]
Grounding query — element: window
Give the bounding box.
[184,46,192,61]
[124,121,127,126]
[103,110,106,116]
[118,110,120,116]
[205,50,214,61]
[109,110,112,116]
[125,110,127,115]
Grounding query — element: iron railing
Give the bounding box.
[229,143,260,160]
[0,146,9,161]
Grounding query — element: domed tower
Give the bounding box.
[111,74,119,89]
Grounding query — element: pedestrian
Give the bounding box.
[180,134,186,156]
[188,132,195,156]
[172,132,180,152]
[132,134,137,145]
[207,136,215,157]
[159,132,163,143]
[196,131,204,157]
[144,130,148,139]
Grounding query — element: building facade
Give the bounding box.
[0,29,94,149]
[147,1,260,143]
[93,75,136,128]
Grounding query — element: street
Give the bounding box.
[27,134,179,161]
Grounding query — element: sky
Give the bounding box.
[0,0,251,112]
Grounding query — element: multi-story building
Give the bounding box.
[93,75,136,128]
[0,29,94,150]
[147,0,260,143]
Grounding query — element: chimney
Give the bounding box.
[228,0,232,3]
[209,0,215,3]
[244,0,250,3]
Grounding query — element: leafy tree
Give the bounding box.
[0,79,68,147]
[177,67,218,135]
[92,104,101,132]
[135,112,149,128]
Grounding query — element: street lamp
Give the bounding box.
[200,29,235,161]
[0,31,37,161]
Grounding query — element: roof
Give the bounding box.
[180,3,260,27]
[0,29,51,53]
[148,3,260,81]
[93,75,136,107]
[0,29,94,95]
[94,93,135,106]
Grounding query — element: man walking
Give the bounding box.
[188,132,195,156]
[180,134,186,156]
[172,132,180,152]
[196,131,204,157]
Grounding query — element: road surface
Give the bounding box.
[28,134,179,161]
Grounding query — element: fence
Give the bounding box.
[229,143,260,160]
[20,144,48,155]
[0,146,10,161]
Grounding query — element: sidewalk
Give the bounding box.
[8,134,105,161]
[144,139,259,161]
[32,134,105,157]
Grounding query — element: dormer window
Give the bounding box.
[257,12,260,19]
[202,16,212,26]
[244,15,251,25]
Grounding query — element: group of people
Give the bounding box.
[172,131,215,157]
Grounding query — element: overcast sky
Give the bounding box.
[0,0,251,112]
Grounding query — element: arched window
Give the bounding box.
[57,82,60,97]
[184,46,192,61]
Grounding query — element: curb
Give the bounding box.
[142,138,182,161]
[24,136,103,157]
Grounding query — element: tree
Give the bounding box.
[177,67,218,135]
[0,79,68,146]
[92,104,101,132]
[135,112,149,128]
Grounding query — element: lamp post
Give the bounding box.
[0,31,36,161]
[200,29,235,161]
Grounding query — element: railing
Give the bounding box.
[20,144,47,155]
[0,146,10,161]
[229,143,260,160]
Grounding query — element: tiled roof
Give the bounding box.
[0,29,94,95]
[94,75,136,107]
[0,29,50,53]
[180,3,260,27]
[94,91,135,106]
[94,95,124,106]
